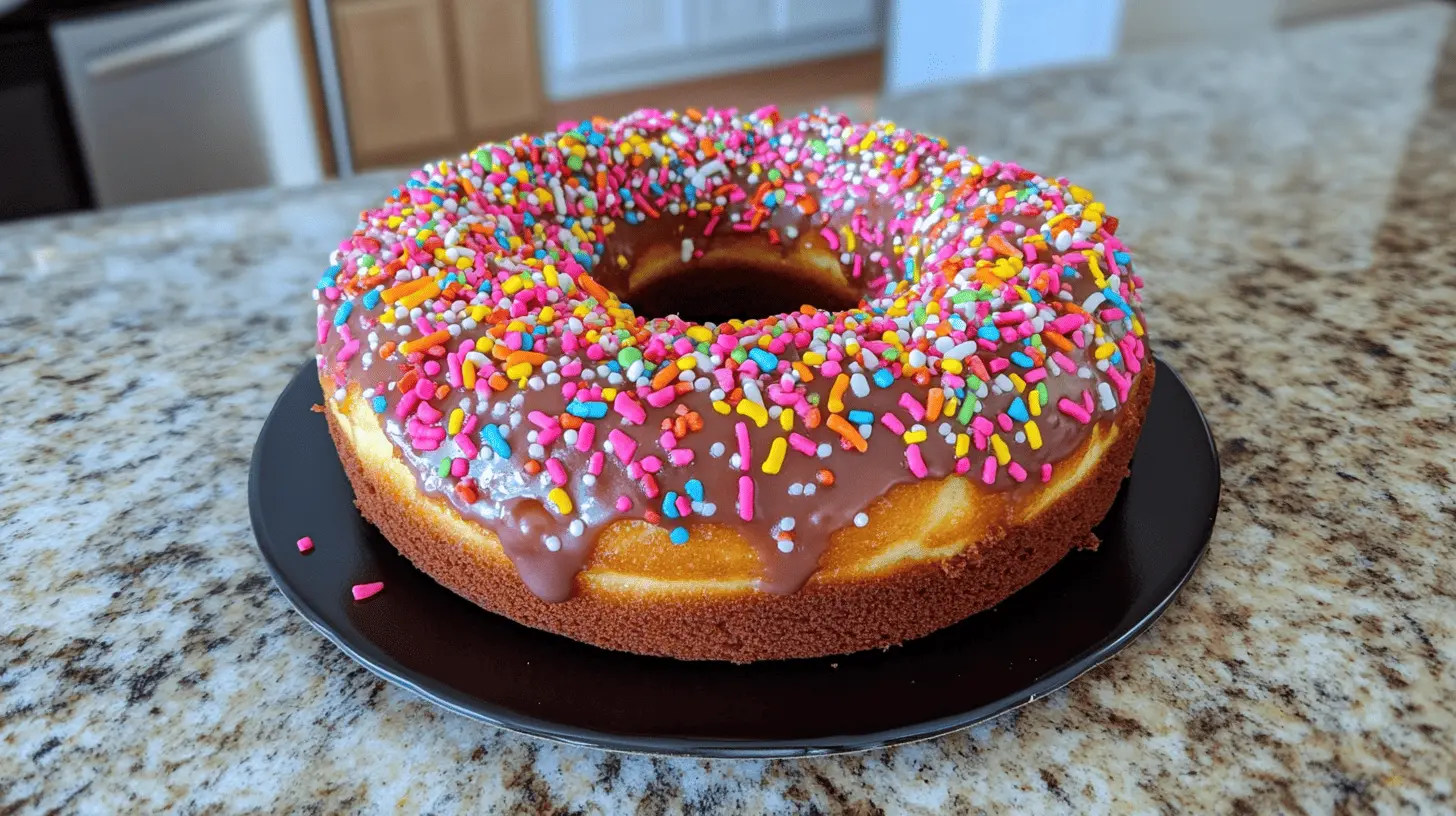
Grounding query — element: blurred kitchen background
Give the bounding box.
[0,0,1401,222]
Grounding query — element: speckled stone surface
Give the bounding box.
[3,5,1454,812]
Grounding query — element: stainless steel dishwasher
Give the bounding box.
[50,0,322,208]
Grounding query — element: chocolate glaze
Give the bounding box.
[318,114,1144,604]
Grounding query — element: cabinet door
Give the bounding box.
[333,0,457,162]
[544,0,684,70]
[450,0,542,139]
[782,0,876,34]
[688,0,777,48]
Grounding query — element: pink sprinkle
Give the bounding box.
[675,495,693,517]
[982,457,998,485]
[413,379,435,400]
[528,410,557,429]
[738,476,755,521]
[1052,352,1078,372]
[641,474,660,498]
[461,415,479,435]
[415,402,442,424]
[608,429,637,463]
[1058,398,1092,424]
[905,444,928,479]
[296,536,313,553]
[646,386,677,408]
[545,458,568,486]
[1041,463,1054,483]
[1024,368,1047,383]
[640,455,662,473]
[735,423,751,472]
[955,458,971,474]
[316,317,330,345]
[997,413,1014,432]
[455,434,479,459]
[615,496,632,512]
[447,354,463,387]
[576,422,596,452]
[588,451,605,476]
[395,391,420,419]
[1007,462,1027,483]
[668,448,694,466]
[450,457,469,478]
[787,433,818,457]
[819,228,840,251]
[659,431,677,451]
[351,582,384,601]
[898,393,926,421]
[613,392,646,425]
[336,339,360,362]
[880,413,906,435]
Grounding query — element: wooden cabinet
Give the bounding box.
[330,0,543,169]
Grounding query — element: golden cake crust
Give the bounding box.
[324,365,1152,662]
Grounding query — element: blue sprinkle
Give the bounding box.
[1010,351,1034,368]
[748,348,779,372]
[977,326,1001,342]
[662,492,680,519]
[483,425,511,458]
[371,396,387,413]
[685,479,704,502]
[1114,251,1131,264]
[565,400,608,419]
[1007,397,1029,423]
[362,290,381,310]
[332,301,353,326]
[847,409,874,425]
[523,213,535,227]
[873,369,894,388]
[670,527,690,545]
[589,133,606,146]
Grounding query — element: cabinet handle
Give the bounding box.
[86,0,286,79]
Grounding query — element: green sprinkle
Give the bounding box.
[437,458,452,478]
[957,397,976,424]
[731,347,748,363]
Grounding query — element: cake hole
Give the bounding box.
[623,266,859,324]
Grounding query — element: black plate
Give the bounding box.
[250,357,1218,757]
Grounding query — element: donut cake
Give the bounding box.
[314,107,1152,662]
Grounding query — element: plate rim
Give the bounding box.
[249,357,1219,758]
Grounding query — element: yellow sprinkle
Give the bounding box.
[761,437,788,475]
[386,216,403,229]
[941,358,963,375]
[502,276,524,295]
[506,362,532,380]
[902,428,927,444]
[1029,389,1041,416]
[1026,420,1043,450]
[547,488,573,515]
[944,395,959,417]
[736,399,768,428]
[543,265,558,287]
[447,408,464,436]
[462,360,476,389]
[380,311,396,325]
[1068,185,1094,205]
[538,306,555,323]
[1132,317,1145,337]
[955,433,970,457]
[601,387,618,402]
[991,434,1011,466]
[1010,373,1026,392]
[712,400,731,415]
[470,305,489,322]
[779,408,793,432]
[802,351,826,366]
[1094,343,1116,360]
[676,356,696,371]
[455,257,471,270]
[686,325,712,343]
[841,226,855,252]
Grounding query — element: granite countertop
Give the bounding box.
[3,5,1454,812]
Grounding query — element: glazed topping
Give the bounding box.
[315,107,1148,602]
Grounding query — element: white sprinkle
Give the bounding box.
[803,484,816,496]
[778,540,795,553]
[788,483,803,495]
[569,519,585,536]
[853,513,869,528]
[544,535,562,552]
[850,373,870,398]
[780,517,796,531]
[1098,381,1117,410]
[817,443,833,458]
[680,238,695,263]
[709,442,726,458]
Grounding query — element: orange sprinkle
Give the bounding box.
[434,384,450,400]
[815,469,835,487]
[379,341,398,361]
[651,363,678,390]
[925,388,945,422]
[791,362,814,382]
[380,277,432,304]
[488,373,509,391]
[685,411,704,432]
[504,350,547,368]
[1042,330,1074,352]
[826,414,868,452]
[523,460,541,476]
[804,406,822,430]
[399,330,449,355]
[987,232,1018,258]
[560,413,584,430]
[455,481,479,503]
[396,368,417,393]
